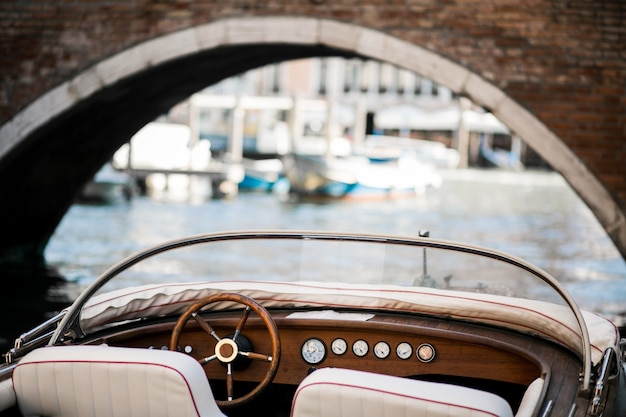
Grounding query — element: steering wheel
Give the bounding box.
[169,293,281,408]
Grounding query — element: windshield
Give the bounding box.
[51,230,592,388]
[102,234,557,301]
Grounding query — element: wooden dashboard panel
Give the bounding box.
[99,309,546,387]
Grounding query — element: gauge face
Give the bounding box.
[416,343,435,362]
[373,341,390,359]
[396,342,412,360]
[352,339,369,357]
[331,338,347,355]
[301,338,326,364]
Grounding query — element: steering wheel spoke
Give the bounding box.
[226,363,234,401]
[232,306,251,341]
[192,312,221,342]
[169,293,281,409]
[240,351,273,362]
[199,354,218,365]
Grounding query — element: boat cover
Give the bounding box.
[80,281,619,365]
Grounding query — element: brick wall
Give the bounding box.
[1,0,625,219]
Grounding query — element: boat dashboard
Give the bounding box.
[82,307,582,416]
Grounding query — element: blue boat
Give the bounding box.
[239,158,285,192]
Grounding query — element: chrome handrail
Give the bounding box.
[3,310,66,364]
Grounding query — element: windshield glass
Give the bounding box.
[94,233,559,302]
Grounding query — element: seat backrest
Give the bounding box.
[0,378,16,412]
[515,378,545,417]
[12,345,225,417]
[291,368,514,417]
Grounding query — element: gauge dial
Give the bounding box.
[352,339,369,357]
[396,342,412,360]
[373,341,390,359]
[331,338,347,355]
[416,343,435,362]
[301,338,326,364]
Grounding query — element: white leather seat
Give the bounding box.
[515,378,545,417]
[12,345,225,417]
[291,368,514,417]
[0,378,16,412]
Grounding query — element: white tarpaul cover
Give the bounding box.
[80,281,619,365]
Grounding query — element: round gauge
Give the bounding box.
[373,341,390,359]
[396,342,412,360]
[352,339,369,357]
[331,338,347,355]
[301,338,326,364]
[416,343,436,363]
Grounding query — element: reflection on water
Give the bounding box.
[1,168,625,352]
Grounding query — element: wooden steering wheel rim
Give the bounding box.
[169,292,281,408]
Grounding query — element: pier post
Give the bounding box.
[353,96,367,145]
[456,97,471,169]
[228,98,244,164]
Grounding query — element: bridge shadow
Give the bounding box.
[0,264,71,354]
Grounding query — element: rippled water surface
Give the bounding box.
[44,168,626,324]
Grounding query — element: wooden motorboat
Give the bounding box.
[0,230,624,417]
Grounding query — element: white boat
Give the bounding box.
[113,122,206,172]
[113,122,244,199]
[1,230,624,417]
[283,151,441,198]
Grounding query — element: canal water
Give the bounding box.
[2,168,625,352]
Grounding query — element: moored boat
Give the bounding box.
[282,151,441,199]
[238,158,285,192]
[76,163,134,204]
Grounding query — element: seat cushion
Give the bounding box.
[291,368,514,417]
[13,345,225,417]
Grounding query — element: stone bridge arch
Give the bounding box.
[0,15,624,263]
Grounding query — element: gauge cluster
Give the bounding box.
[301,337,435,364]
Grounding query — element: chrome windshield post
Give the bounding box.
[589,347,620,416]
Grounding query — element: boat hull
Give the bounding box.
[282,153,439,199]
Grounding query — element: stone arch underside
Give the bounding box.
[0,17,624,264]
